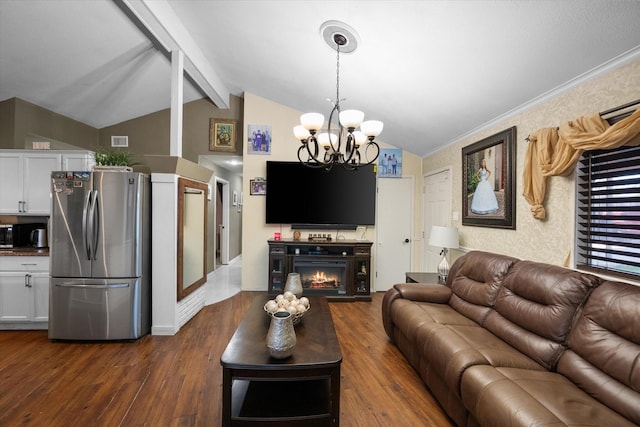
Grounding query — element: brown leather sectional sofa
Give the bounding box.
[382,251,640,426]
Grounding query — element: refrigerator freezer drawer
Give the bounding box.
[48,277,148,340]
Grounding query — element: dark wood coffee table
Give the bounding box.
[220,295,342,426]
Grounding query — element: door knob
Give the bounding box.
[404,238,410,243]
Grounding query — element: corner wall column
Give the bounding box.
[170,49,184,157]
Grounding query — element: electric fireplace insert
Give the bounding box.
[293,259,348,296]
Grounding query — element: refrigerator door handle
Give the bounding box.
[54,282,130,289]
[91,190,100,261]
[82,190,92,261]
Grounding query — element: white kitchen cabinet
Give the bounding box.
[0,272,32,322]
[62,151,95,171]
[0,256,50,328]
[0,151,25,214]
[0,149,94,215]
[30,272,49,322]
[23,152,62,215]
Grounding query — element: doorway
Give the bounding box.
[375,176,413,292]
[215,177,230,269]
[423,167,453,271]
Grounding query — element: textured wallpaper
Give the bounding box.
[424,59,640,267]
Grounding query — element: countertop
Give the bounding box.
[0,247,49,256]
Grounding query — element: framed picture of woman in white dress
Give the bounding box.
[462,126,516,229]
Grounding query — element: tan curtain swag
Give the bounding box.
[522,107,640,220]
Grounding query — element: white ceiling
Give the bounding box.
[1,0,640,158]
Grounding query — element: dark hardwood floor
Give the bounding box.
[0,292,453,426]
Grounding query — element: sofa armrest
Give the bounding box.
[394,283,453,303]
[381,283,452,342]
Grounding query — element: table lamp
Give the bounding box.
[428,225,459,281]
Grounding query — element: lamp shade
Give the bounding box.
[317,132,337,147]
[360,120,384,137]
[428,225,459,249]
[293,125,311,141]
[352,131,367,145]
[339,109,365,128]
[300,113,325,131]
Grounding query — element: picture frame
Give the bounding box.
[462,126,516,229]
[209,119,237,152]
[250,179,267,195]
[378,148,403,177]
[247,124,272,155]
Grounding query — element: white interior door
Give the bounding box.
[215,177,230,267]
[375,177,413,292]
[423,168,452,271]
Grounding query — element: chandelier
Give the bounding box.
[293,21,383,170]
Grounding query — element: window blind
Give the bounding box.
[576,145,640,277]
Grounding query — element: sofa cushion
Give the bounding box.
[448,251,519,324]
[382,283,453,343]
[557,280,640,425]
[461,365,636,427]
[483,261,601,370]
[388,299,479,367]
[384,283,461,340]
[417,323,544,398]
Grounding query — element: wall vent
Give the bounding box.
[111,136,129,147]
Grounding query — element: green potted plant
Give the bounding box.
[93,147,138,171]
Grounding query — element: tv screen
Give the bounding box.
[266,161,376,229]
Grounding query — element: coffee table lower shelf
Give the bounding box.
[231,378,332,425]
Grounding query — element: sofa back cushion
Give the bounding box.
[557,280,640,425]
[483,261,601,370]
[448,251,519,324]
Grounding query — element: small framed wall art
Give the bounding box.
[247,124,272,154]
[209,119,237,153]
[378,148,402,177]
[250,178,267,195]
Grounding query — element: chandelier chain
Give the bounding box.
[335,43,341,106]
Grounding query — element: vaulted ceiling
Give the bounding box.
[1,0,639,157]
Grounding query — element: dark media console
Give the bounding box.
[268,239,373,301]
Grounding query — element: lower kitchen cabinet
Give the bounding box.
[0,256,49,329]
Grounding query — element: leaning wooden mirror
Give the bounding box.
[177,177,208,300]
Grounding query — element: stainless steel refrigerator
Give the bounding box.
[48,171,151,340]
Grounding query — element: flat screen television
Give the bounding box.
[265,161,376,229]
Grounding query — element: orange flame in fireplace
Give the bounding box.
[303,270,339,288]
[313,271,328,282]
